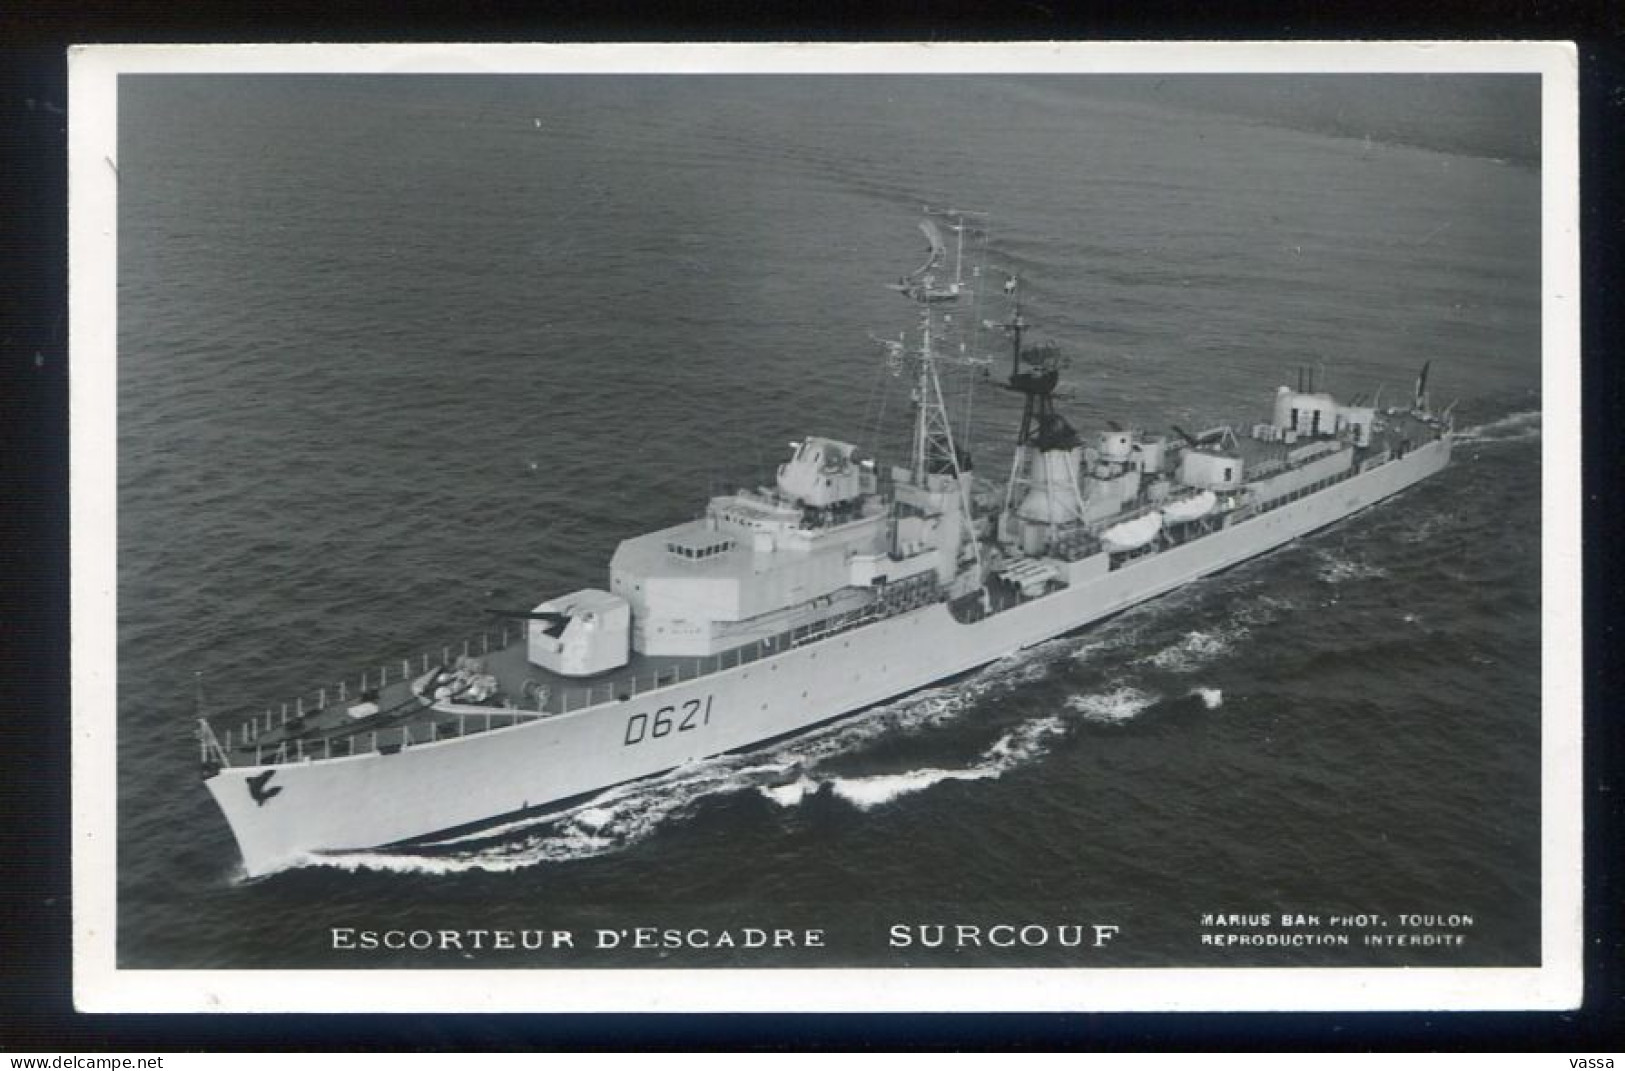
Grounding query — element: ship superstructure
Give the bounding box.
[199,212,1454,877]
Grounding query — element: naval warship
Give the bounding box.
[199,212,1454,877]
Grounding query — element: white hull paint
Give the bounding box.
[208,437,1449,876]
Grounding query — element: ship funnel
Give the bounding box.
[1016,446,1085,526]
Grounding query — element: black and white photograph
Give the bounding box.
[69,42,1581,1012]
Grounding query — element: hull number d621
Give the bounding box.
[624,695,714,746]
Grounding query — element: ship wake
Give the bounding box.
[1456,409,1541,445]
[1065,686,1158,723]
[777,672,1214,811]
[1139,628,1237,673]
[773,714,1070,812]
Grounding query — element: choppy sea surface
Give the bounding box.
[116,75,1543,969]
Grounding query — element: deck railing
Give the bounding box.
[204,623,518,762]
[201,579,942,770]
[207,706,557,769]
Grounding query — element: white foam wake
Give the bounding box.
[827,766,999,810]
[753,597,1273,818]
[1141,628,1238,673]
[760,776,818,808]
[781,714,1070,812]
[1456,409,1541,444]
[1065,686,1157,723]
[1069,623,1146,665]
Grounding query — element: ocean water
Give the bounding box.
[115,75,1543,969]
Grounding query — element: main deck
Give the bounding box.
[200,573,940,770]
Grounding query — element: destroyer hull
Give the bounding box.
[208,437,1449,877]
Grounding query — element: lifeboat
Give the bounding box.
[1101,511,1163,553]
[1160,489,1217,525]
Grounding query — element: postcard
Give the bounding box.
[70,40,1581,1012]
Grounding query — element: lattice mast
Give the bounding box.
[885,211,988,591]
[995,278,1085,528]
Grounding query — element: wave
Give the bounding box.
[1130,584,1301,675]
[1140,627,1238,673]
[770,713,1069,812]
[1456,410,1540,445]
[827,766,1000,810]
[1065,685,1157,724]
[1315,548,1388,585]
[1068,624,1145,664]
[1192,686,1224,710]
[760,776,819,808]
[755,662,1170,817]
[762,678,1167,815]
